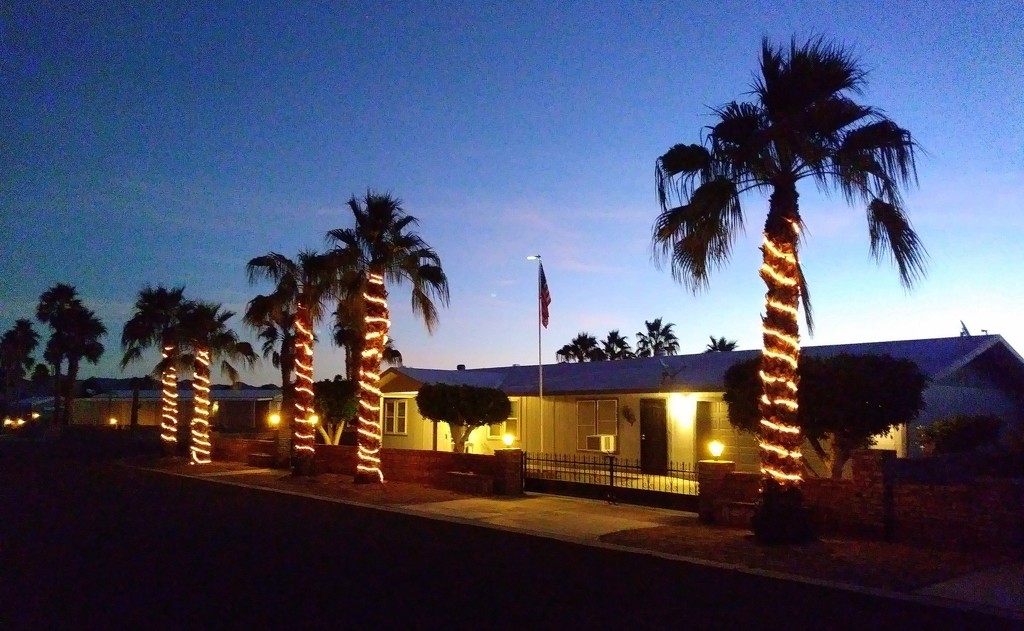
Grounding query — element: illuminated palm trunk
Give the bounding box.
[355,271,389,483]
[160,344,179,455]
[292,302,317,470]
[758,190,804,489]
[190,348,212,464]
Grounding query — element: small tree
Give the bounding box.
[918,414,1003,455]
[416,383,511,454]
[724,354,927,478]
[313,375,358,445]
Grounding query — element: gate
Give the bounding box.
[523,452,698,511]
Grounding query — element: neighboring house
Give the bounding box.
[72,388,283,432]
[380,335,1024,473]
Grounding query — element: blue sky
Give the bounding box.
[2,1,1023,385]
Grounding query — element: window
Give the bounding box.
[383,399,407,435]
[489,399,520,439]
[576,399,617,450]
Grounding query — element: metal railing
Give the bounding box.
[523,452,697,496]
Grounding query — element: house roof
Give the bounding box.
[382,335,1023,396]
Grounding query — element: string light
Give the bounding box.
[758,219,804,487]
[190,349,212,464]
[160,345,178,445]
[356,272,389,482]
[292,307,317,459]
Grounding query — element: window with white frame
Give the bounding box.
[383,399,407,435]
[576,399,617,450]
[489,398,520,439]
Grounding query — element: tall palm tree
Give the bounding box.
[556,332,606,362]
[36,283,82,423]
[653,37,924,542]
[56,305,106,425]
[600,330,634,360]
[332,304,404,378]
[327,191,450,483]
[246,250,340,472]
[705,336,738,352]
[121,285,188,452]
[635,318,680,357]
[176,302,257,464]
[1,319,40,401]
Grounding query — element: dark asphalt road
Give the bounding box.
[0,452,1017,630]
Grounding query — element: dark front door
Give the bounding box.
[640,398,668,475]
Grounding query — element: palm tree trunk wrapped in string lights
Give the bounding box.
[355,272,389,483]
[291,302,318,472]
[190,349,212,464]
[160,344,179,452]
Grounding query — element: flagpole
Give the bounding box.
[528,255,544,454]
[537,260,544,454]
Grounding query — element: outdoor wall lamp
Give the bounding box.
[502,433,514,447]
[709,440,725,459]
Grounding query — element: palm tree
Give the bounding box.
[246,250,340,471]
[705,336,738,353]
[56,305,106,425]
[121,285,188,452]
[635,318,680,357]
[1,319,40,401]
[327,191,450,483]
[653,37,923,542]
[36,283,82,423]
[600,330,634,360]
[176,302,257,464]
[556,332,606,362]
[333,306,404,377]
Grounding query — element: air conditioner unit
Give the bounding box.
[587,434,616,453]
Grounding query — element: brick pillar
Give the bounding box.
[697,460,736,523]
[494,449,524,496]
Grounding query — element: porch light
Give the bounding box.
[109,417,119,426]
[502,433,514,447]
[269,413,281,427]
[310,414,319,426]
[31,412,40,420]
[709,440,725,459]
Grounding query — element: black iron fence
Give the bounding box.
[523,452,698,510]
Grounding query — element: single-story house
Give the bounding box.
[72,388,283,432]
[379,334,1024,474]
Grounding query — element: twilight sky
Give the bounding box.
[2,1,1023,385]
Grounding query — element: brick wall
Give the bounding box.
[701,449,1024,548]
[213,435,523,496]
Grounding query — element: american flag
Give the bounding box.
[539,262,551,328]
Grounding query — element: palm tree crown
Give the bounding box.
[635,318,680,357]
[705,336,738,352]
[556,332,606,363]
[600,330,634,360]
[1,319,40,399]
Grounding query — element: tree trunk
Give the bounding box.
[63,357,79,426]
[753,185,814,544]
[51,361,62,425]
[129,378,140,429]
[451,424,468,454]
[355,272,389,483]
[190,349,212,464]
[291,302,317,475]
[160,344,179,456]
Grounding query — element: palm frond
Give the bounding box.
[867,199,928,288]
